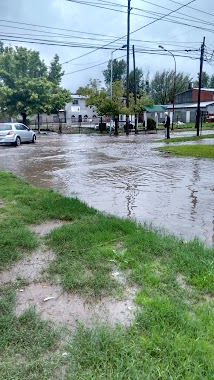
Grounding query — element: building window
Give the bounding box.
[73,99,79,105]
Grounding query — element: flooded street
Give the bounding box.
[0,132,213,244]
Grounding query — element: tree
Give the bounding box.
[0,44,70,123]
[77,79,126,117]
[49,87,73,116]
[194,71,210,88]
[103,59,126,85]
[48,54,64,86]
[128,67,145,94]
[129,91,154,115]
[210,74,214,88]
[150,70,192,104]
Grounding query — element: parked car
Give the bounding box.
[205,116,214,123]
[0,123,36,146]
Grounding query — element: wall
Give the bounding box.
[192,89,214,102]
[175,89,193,104]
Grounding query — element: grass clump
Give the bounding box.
[47,214,136,297]
[0,287,63,379]
[157,144,214,159]
[66,310,214,380]
[0,170,96,269]
[157,133,214,143]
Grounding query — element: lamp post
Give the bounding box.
[159,45,176,130]
[110,45,127,134]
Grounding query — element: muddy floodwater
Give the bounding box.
[0,131,213,245]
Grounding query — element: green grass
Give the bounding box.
[173,122,214,130]
[157,133,214,143]
[157,144,214,159]
[0,287,63,379]
[0,171,213,379]
[0,170,96,269]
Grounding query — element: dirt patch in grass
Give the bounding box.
[15,283,137,330]
[29,220,66,236]
[176,273,192,292]
[0,246,55,285]
[0,198,5,207]
[0,219,137,330]
[203,293,214,302]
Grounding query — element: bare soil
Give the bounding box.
[0,220,137,330]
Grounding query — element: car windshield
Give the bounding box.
[0,124,12,131]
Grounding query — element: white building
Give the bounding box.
[65,95,98,125]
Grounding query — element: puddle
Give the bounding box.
[15,283,137,329]
[0,247,55,284]
[29,220,66,236]
[0,133,213,244]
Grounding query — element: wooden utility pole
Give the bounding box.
[196,37,205,136]
[132,45,137,134]
[125,0,131,135]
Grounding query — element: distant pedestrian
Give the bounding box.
[164,112,170,139]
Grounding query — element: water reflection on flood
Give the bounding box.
[0,132,213,245]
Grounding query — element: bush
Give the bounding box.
[145,117,156,130]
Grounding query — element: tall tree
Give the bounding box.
[0,44,70,123]
[210,74,214,88]
[150,70,192,104]
[103,59,126,85]
[194,71,210,88]
[48,54,64,86]
[128,67,145,94]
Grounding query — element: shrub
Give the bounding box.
[146,117,156,130]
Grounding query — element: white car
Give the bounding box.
[0,123,36,146]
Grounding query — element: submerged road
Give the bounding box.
[0,131,213,245]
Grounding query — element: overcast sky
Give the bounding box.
[0,0,214,93]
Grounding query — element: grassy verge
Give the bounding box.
[0,171,213,379]
[156,144,214,159]
[0,286,63,379]
[157,133,214,143]
[172,122,214,130]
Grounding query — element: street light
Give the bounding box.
[110,44,127,134]
[159,45,176,130]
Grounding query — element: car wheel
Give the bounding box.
[31,135,36,143]
[14,137,21,147]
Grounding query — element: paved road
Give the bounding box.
[0,131,213,245]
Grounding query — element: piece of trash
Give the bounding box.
[128,306,135,310]
[43,296,55,302]
[62,352,69,357]
[113,271,120,276]
[19,289,24,292]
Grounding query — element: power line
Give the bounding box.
[64,49,201,76]
[62,0,196,65]
[0,22,201,50]
[66,0,214,32]
[167,0,214,19]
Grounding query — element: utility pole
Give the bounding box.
[132,45,137,134]
[125,0,131,135]
[196,37,205,136]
